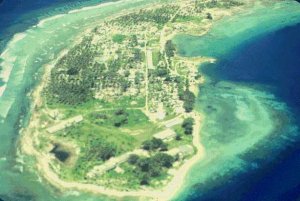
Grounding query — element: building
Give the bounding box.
[167,145,194,158]
[178,145,194,157]
[46,115,83,134]
[164,117,183,128]
[87,161,117,178]
[87,150,148,178]
[153,129,176,141]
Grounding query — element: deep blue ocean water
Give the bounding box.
[0,0,104,52]
[206,23,300,112]
[184,23,300,201]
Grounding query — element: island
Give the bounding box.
[21,0,245,200]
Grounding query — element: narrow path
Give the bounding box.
[144,35,149,113]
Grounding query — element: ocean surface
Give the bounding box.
[173,2,300,201]
[0,0,300,201]
[0,0,117,52]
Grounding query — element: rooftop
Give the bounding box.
[153,129,176,140]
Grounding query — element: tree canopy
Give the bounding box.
[182,117,195,135]
[142,138,167,151]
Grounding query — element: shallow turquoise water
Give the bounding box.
[0,0,300,200]
[173,1,300,200]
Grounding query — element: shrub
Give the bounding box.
[128,154,140,165]
[140,174,150,185]
[133,153,175,185]
[95,142,117,161]
[152,153,174,168]
[182,118,195,135]
[175,133,182,141]
[115,109,126,116]
[142,138,167,151]
[114,109,128,127]
[182,90,196,113]
[114,115,128,127]
[165,40,176,58]
[207,13,213,20]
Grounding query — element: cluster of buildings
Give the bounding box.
[47,2,201,181]
[85,116,194,177]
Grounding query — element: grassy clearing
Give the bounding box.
[51,104,162,180]
[97,163,141,190]
[175,16,203,23]
[152,50,162,66]
[167,124,193,149]
[112,34,127,44]
[88,108,162,144]
[97,96,146,109]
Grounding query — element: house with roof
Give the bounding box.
[46,115,83,134]
[153,129,176,141]
[167,145,194,158]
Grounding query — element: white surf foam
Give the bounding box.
[37,14,66,28]
[0,0,139,119]
[0,33,27,97]
[68,1,119,14]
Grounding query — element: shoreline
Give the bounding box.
[0,0,128,98]
[20,42,207,200]
[17,0,245,200]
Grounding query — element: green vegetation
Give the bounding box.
[112,34,126,44]
[182,118,195,135]
[89,109,151,130]
[113,5,179,26]
[175,15,203,23]
[96,141,117,161]
[39,0,228,189]
[168,126,193,150]
[195,0,244,12]
[46,30,146,107]
[55,107,163,180]
[152,50,162,66]
[46,37,97,105]
[128,154,140,165]
[57,108,162,179]
[57,122,133,179]
[129,35,138,47]
[132,48,143,62]
[154,67,168,77]
[113,109,129,127]
[207,12,213,20]
[142,138,168,151]
[180,90,196,113]
[130,153,175,185]
[165,40,176,58]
